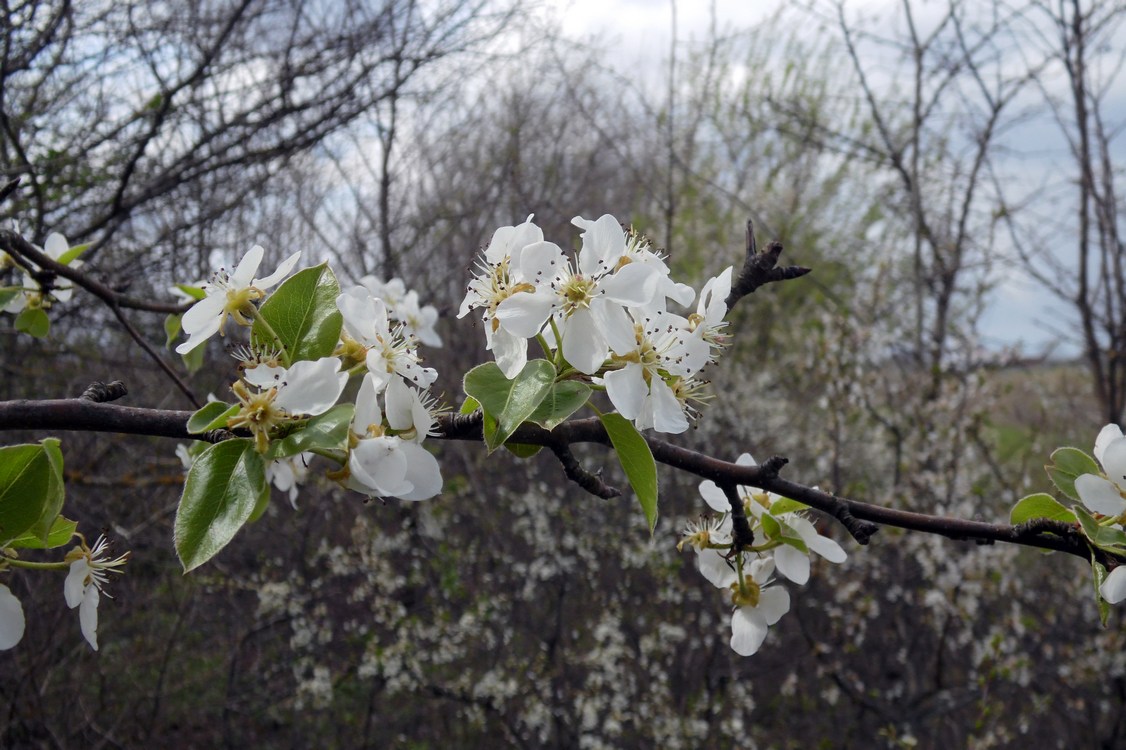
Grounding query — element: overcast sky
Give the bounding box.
[535,0,1125,357]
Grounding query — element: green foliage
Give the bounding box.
[1074,505,1126,554]
[1009,493,1076,525]
[599,412,659,534]
[528,381,591,429]
[463,360,555,452]
[1046,447,1100,501]
[7,516,78,549]
[164,313,182,348]
[0,439,64,546]
[266,404,354,460]
[174,439,267,572]
[252,263,343,363]
[14,307,49,338]
[186,401,239,434]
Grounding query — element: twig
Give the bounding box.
[724,220,811,311]
[547,440,621,499]
[80,381,128,403]
[720,484,756,551]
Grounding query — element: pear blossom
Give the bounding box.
[266,452,313,509]
[232,357,348,453]
[494,218,662,375]
[1073,424,1126,603]
[458,216,544,377]
[603,310,696,434]
[730,557,791,657]
[344,373,443,501]
[0,583,25,650]
[64,535,130,651]
[2,232,78,314]
[360,276,442,348]
[337,287,437,390]
[175,244,301,354]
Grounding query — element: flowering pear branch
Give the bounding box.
[724,220,811,310]
[0,393,1101,561]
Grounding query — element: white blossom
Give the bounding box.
[63,535,129,651]
[175,244,301,354]
[0,584,25,650]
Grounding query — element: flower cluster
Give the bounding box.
[681,454,847,656]
[1,232,80,314]
[336,286,443,501]
[1074,424,1126,603]
[460,215,731,433]
[356,276,442,349]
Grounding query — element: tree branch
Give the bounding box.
[724,220,811,311]
[0,393,1098,563]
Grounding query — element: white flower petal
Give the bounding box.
[489,327,528,379]
[0,584,25,650]
[495,290,555,339]
[696,548,737,588]
[561,308,607,375]
[698,480,730,513]
[253,250,302,289]
[808,534,847,563]
[599,262,661,308]
[78,583,99,651]
[1075,474,1126,516]
[774,544,811,585]
[273,358,346,416]
[574,214,626,276]
[646,378,688,434]
[1102,438,1126,491]
[1100,565,1126,604]
[517,241,567,281]
[396,443,443,501]
[231,245,265,286]
[605,365,646,420]
[730,606,769,656]
[1095,424,1124,467]
[385,376,416,432]
[354,373,383,433]
[349,437,411,496]
[64,559,90,609]
[758,585,791,625]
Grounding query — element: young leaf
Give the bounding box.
[56,242,89,266]
[181,340,205,373]
[528,381,591,429]
[164,313,182,348]
[267,404,354,459]
[252,263,343,362]
[187,402,239,434]
[464,360,555,452]
[1046,447,1100,500]
[0,443,53,546]
[174,439,267,572]
[1009,493,1077,525]
[504,443,543,458]
[0,289,20,309]
[459,396,480,415]
[1074,505,1126,552]
[7,516,78,550]
[14,307,49,338]
[599,412,659,534]
[1091,555,1112,626]
[174,283,206,301]
[29,438,66,543]
[768,497,809,516]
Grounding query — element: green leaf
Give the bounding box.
[187,402,239,434]
[266,404,354,459]
[253,263,343,362]
[599,412,659,534]
[1074,505,1126,552]
[174,283,206,301]
[528,381,591,429]
[761,511,782,540]
[14,307,49,338]
[29,438,66,543]
[1010,493,1077,525]
[164,313,182,348]
[56,243,89,266]
[464,360,555,452]
[1047,447,1101,500]
[7,516,77,550]
[174,439,267,572]
[504,443,543,458]
[459,396,480,415]
[1092,555,1112,626]
[0,289,20,309]
[181,340,205,373]
[0,443,53,546]
[768,497,809,516]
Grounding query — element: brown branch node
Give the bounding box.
[80,381,128,403]
[201,428,237,443]
[720,484,756,552]
[825,496,880,546]
[724,220,812,310]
